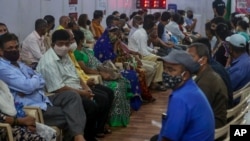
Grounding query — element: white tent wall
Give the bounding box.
[0,0,135,41]
[149,0,229,37]
[0,0,235,41]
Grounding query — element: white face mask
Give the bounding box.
[54,45,69,57]
[69,42,77,51]
[197,57,203,66]
[138,24,143,28]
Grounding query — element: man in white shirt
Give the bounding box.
[128,14,165,90]
[21,19,47,69]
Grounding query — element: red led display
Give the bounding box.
[136,0,166,9]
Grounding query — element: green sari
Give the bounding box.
[74,48,132,127]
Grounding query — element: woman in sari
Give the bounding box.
[94,26,155,103]
[73,30,132,127]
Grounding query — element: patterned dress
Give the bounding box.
[74,48,132,127]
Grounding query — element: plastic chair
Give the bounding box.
[24,106,62,141]
[0,123,14,141]
[215,95,250,140]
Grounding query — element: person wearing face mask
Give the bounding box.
[128,14,166,91]
[43,15,55,51]
[150,49,214,141]
[0,33,87,141]
[78,14,96,48]
[184,10,197,33]
[20,19,48,69]
[226,34,250,104]
[128,15,143,39]
[37,29,112,141]
[67,29,114,137]
[187,43,228,129]
[0,23,8,36]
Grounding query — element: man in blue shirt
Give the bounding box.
[226,34,250,103]
[151,49,214,141]
[0,33,86,141]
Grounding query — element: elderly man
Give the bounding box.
[57,16,70,30]
[20,19,47,69]
[151,49,214,141]
[187,43,228,128]
[0,33,86,141]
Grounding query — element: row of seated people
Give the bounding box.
[1,9,250,141]
[0,12,163,141]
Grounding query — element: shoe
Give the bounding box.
[95,133,105,138]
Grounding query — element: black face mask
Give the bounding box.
[3,50,20,62]
[86,20,91,26]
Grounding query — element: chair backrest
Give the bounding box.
[233,82,250,101]
[227,94,250,120]
[215,96,249,140]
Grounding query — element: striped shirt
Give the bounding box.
[37,48,82,93]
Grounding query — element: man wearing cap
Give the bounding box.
[155,49,214,141]
[187,43,228,128]
[226,34,250,92]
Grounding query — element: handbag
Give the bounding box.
[97,60,121,80]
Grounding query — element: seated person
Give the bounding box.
[226,34,250,104]
[165,13,191,44]
[127,14,166,90]
[0,33,86,141]
[0,80,53,141]
[151,49,214,141]
[36,29,112,140]
[72,29,132,126]
[185,10,197,33]
[0,23,8,36]
[20,19,47,69]
[187,43,228,128]
[78,14,96,48]
[193,38,233,108]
